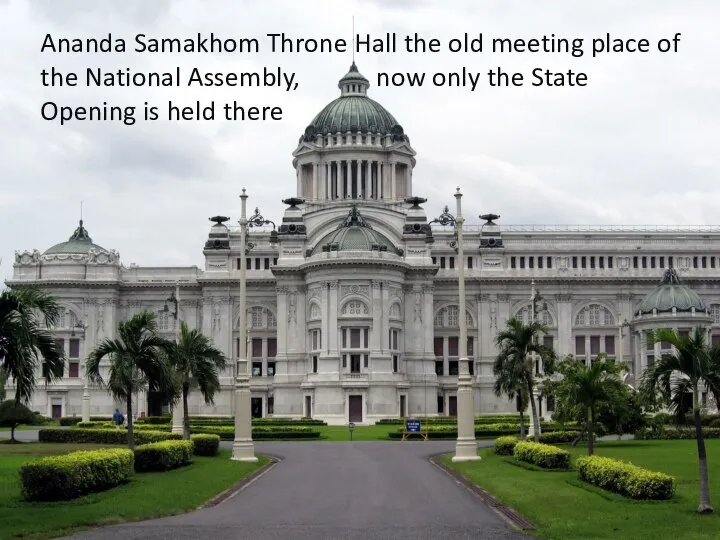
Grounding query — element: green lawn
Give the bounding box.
[446,440,720,540]
[0,443,267,539]
[316,424,396,441]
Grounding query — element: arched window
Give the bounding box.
[247,307,277,329]
[710,304,720,324]
[158,310,169,331]
[434,305,475,328]
[515,305,554,327]
[341,300,369,316]
[310,303,321,320]
[389,303,401,319]
[575,304,615,326]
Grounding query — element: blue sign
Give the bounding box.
[406,419,421,432]
[348,422,355,431]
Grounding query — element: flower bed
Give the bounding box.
[19,448,134,501]
[513,441,571,469]
[576,455,675,500]
[134,440,194,473]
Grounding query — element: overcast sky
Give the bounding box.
[1,0,718,281]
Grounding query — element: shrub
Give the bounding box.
[134,440,194,472]
[19,448,133,501]
[39,428,181,445]
[190,434,220,456]
[76,421,113,429]
[709,419,720,429]
[576,455,675,500]
[513,441,571,469]
[59,416,83,426]
[494,436,519,455]
[134,415,172,425]
[528,431,581,444]
[0,400,36,440]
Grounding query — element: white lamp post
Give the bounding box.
[79,318,90,422]
[232,188,258,462]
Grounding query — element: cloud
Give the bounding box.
[1,0,719,281]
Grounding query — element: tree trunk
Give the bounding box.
[182,383,190,440]
[587,406,595,455]
[10,423,16,442]
[528,383,540,443]
[519,408,526,439]
[693,388,713,513]
[126,394,134,450]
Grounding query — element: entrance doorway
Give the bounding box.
[251,397,263,418]
[51,403,62,419]
[400,395,407,418]
[448,395,457,416]
[147,392,165,417]
[305,396,312,418]
[348,395,363,422]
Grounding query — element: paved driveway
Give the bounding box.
[61,440,526,540]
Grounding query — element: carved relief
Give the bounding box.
[96,302,105,338]
[340,299,369,315]
[341,284,370,299]
[212,301,221,333]
[413,290,424,322]
[288,290,297,323]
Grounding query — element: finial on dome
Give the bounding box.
[69,219,92,242]
[338,62,369,95]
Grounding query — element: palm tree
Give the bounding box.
[494,318,556,442]
[0,286,65,404]
[167,321,227,439]
[493,354,530,439]
[86,310,174,449]
[550,353,626,455]
[641,327,720,514]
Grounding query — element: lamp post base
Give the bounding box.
[452,438,481,462]
[231,440,258,462]
[171,405,184,435]
[81,391,90,423]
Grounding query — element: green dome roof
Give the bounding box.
[302,63,407,142]
[312,205,400,255]
[44,220,107,255]
[636,269,706,315]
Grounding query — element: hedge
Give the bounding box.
[39,428,181,444]
[191,434,221,456]
[134,415,328,427]
[59,416,111,426]
[576,455,675,500]
[634,428,720,440]
[494,436,519,455]
[513,442,571,469]
[19,448,134,501]
[528,431,582,444]
[134,440,194,472]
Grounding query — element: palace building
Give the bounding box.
[7,63,720,423]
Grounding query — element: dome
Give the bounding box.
[636,268,706,315]
[43,220,108,255]
[302,62,407,142]
[312,205,400,255]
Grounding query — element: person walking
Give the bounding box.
[113,408,124,430]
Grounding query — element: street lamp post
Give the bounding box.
[74,317,90,423]
[431,189,479,461]
[165,283,183,435]
[232,188,258,462]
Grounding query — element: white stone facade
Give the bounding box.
[6,65,720,424]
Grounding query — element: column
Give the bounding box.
[296,168,301,198]
[328,282,339,354]
[391,161,397,200]
[371,281,382,353]
[312,163,318,201]
[354,159,360,198]
[379,162,384,199]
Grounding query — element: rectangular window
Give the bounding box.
[642,256,647,269]
[273,258,278,265]
[432,257,437,265]
[590,336,600,355]
[669,256,674,267]
[546,395,555,412]
[529,257,534,269]
[390,329,399,350]
[651,256,656,268]
[311,330,320,351]
[69,362,79,378]
[351,354,361,373]
[264,258,270,270]
[646,331,654,349]
[467,337,474,357]
[511,257,516,269]
[252,338,263,358]
[581,256,586,269]
[267,396,274,414]
[448,336,459,357]
[599,257,604,269]
[575,335,585,356]
[364,328,369,347]
[246,257,251,270]
[342,355,347,368]
[434,337,444,357]
[712,257,717,269]
[440,257,446,269]
[69,338,80,358]
[448,360,459,375]
[312,356,318,373]
[252,362,262,377]
[237,258,242,269]
[605,335,615,355]
[267,362,276,377]
[633,256,638,269]
[702,256,707,268]
[468,361,474,376]
[693,256,698,268]
[350,329,361,348]
[520,257,525,269]
[467,257,473,269]
[255,258,261,270]
[713,335,720,346]
[435,361,444,376]
[647,355,655,367]
[437,395,444,413]
[660,256,665,268]
[55,338,64,355]
[449,257,455,269]
[267,338,277,358]
[538,257,543,269]
[547,257,552,269]
[393,355,399,373]
[590,256,595,269]
[679,329,690,338]
[543,335,554,350]
[608,256,613,269]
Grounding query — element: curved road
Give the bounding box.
[58,440,526,540]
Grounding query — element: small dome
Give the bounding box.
[312,205,400,255]
[302,63,407,142]
[636,268,706,315]
[43,220,107,255]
